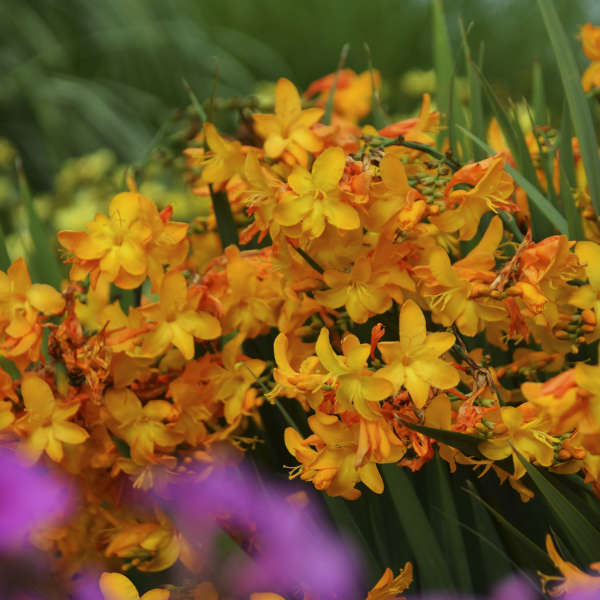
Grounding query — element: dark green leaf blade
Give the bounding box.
[382,464,454,590]
[537,0,600,217]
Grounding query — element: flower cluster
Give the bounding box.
[1,49,600,597]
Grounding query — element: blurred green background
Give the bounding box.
[2,0,600,190]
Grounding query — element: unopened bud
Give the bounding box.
[557,449,571,461]
[581,309,597,327]
[572,448,587,459]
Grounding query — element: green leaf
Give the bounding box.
[426,453,473,592]
[16,158,63,287]
[515,450,600,566]
[0,224,10,272]
[401,420,484,459]
[458,126,569,235]
[460,24,485,161]
[432,0,453,150]
[559,106,584,240]
[364,43,388,130]
[323,44,350,126]
[531,59,547,126]
[432,0,465,159]
[322,494,381,581]
[209,185,238,248]
[463,483,555,573]
[537,0,600,217]
[382,464,454,590]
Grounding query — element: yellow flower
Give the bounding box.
[316,328,393,420]
[15,374,89,463]
[377,300,459,408]
[99,572,170,600]
[253,77,323,166]
[367,563,413,600]
[478,406,555,479]
[139,270,221,360]
[103,388,183,464]
[274,146,360,238]
[539,534,600,597]
[0,258,65,369]
[315,256,393,324]
[432,156,514,240]
[193,122,246,187]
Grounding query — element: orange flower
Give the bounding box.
[139,270,221,360]
[253,78,323,166]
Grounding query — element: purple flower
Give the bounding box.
[0,450,69,550]
[163,462,363,599]
[410,575,542,600]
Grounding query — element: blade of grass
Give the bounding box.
[364,43,387,130]
[515,449,600,566]
[210,186,238,248]
[322,494,381,582]
[323,43,350,126]
[531,59,547,126]
[458,126,568,235]
[426,453,473,592]
[382,464,454,590]
[460,22,485,161]
[559,105,584,240]
[537,0,600,217]
[463,483,555,572]
[400,420,484,458]
[432,0,454,150]
[0,225,10,272]
[15,158,62,287]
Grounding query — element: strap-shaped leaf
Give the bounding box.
[401,420,484,459]
[559,106,584,240]
[382,464,455,590]
[210,185,239,248]
[515,449,600,566]
[537,0,600,217]
[463,483,555,573]
[16,159,63,287]
[427,453,473,592]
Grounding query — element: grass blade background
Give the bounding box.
[382,464,454,590]
[516,451,600,566]
[537,0,600,217]
[16,158,63,287]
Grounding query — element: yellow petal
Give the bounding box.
[53,421,89,445]
[323,196,360,230]
[22,374,55,418]
[315,328,348,376]
[109,193,141,229]
[178,311,221,340]
[358,462,384,494]
[412,358,459,390]
[576,241,600,291]
[264,134,288,158]
[141,591,170,600]
[380,153,409,195]
[399,299,427,350]
[274,77,302,122]
[312,147,345,191]
[27,284,65,315]
[99,572,140,600]
[404,367,430,409]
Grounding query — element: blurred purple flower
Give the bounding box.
[164,462,363,599]
[410,575,541,600]
[0,450,69,550]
